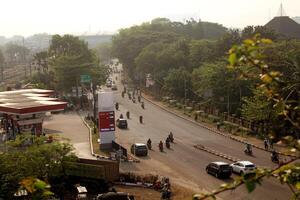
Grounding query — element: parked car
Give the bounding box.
[206,161,232,178]
[131,143,148,156]
[106,81,112,88]
[230,161,256,175]
[116,118,128,129]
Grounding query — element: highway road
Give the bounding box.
[112,73,292,200]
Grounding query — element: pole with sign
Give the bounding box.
[80,75,91,83]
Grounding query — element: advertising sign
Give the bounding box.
[98,91,115,148]
[98,111,115,132]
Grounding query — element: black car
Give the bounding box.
[116,119,128,129]
[206,161,232,178]
[130,143,148,156]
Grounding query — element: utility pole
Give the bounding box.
[92,82,98,133]
[184,79,187,114]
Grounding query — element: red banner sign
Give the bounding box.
[98,111,115,132]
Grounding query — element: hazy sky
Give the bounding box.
[0,0,299,37]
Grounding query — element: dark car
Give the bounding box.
[116,119,128,129]
[131,143,148,156]
[206,161,232,178]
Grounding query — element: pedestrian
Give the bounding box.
[194,113,198,121]
[264,138,269,150]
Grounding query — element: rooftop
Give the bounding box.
[0,89,67,115]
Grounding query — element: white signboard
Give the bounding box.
[97,91,115,148]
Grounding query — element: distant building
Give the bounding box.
[264,4,300,39]
[265,16,300,39]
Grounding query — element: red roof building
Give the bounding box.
[0,89,67,137]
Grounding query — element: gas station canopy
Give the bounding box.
[0,89,67,115]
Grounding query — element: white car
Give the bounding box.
[230,161,256,175]
[111,84,117,90]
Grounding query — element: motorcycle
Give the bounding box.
[139,116,143,124]
[168,133,174,143]
[244,148,253,155]
[166,141,170,149]
[271,154,279,163]
[159,142,164,152]
[147,141,152,150]
[141,102,145,109]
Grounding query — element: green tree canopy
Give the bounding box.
[0,135,76,199]
[48,34,106,93]
[163,67,192,98]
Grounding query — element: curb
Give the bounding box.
[194,144,240,162]
[142,94,296,158]
[80,114,110,160]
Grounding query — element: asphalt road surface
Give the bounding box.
[112,73,291,200]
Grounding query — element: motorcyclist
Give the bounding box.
[141,102,145,109]
[139,115,143,124]
[147,138,152,150]
[159,141,164,152]
[165,137,171,149]
[245,143,252,154]
[271,150,279,162]
[168,132,174,143]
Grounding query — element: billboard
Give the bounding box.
[98,91,115,146]
[99,111,115,132]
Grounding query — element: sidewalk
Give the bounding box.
[142,92,295,157]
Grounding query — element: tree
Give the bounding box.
[134,38,190,85]
[189,40,217,68]
[0,49,4,66]
[33,51,48,73]
[195,35,300,200]
[163,68,192,98]
[48,35,95,93]
[0,49,4,81]
[4,42,30,63]
[20,177,53,200]
[242,26,278,41]
[0,135,76,199]
[216,29,241,57]
[192,61,252,114]
[112,18,227,81]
